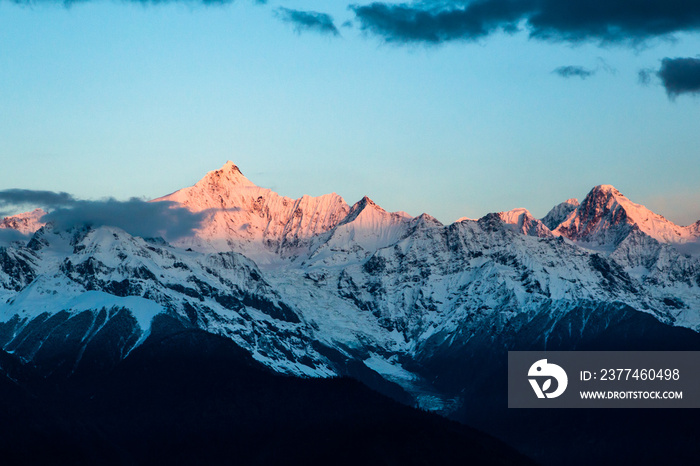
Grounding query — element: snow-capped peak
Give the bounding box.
[222,160,240,171]
[555,185,698,246]
[334,196,411,234]
[307,195,413,264]
[541,198,580,230]
[411,213,443,228]
[594,184,618,194]
[0,208,47,235]
[193,160,256,190]
[498,208,531,224]
[497,208,551,237]
[341,196,388,224]
[152,165,700,266]
[154,162,351,263]
[357,195,381,211]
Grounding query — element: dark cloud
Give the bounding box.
[0,189,74,213]
[657,57,700,98]
[41,199,208,241]
[529,0,700,43]
[350,1,528,44]
[276,7,340,36]
[0,190,207,241]
[553,65,595,79]
[0,229,30,245]
[351,0,700,45]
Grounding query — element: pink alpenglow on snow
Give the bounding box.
[154,162,413,264]
[554,185,700,246]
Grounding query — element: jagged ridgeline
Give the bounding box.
[1,162,699,465]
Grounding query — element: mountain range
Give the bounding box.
[1,161,699,465]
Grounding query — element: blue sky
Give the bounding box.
[1,0,700,225]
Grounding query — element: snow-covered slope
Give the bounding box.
[0,224,343,377]
[305,196,414,266]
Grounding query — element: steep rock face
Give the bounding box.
[541,198,579,230]
[0,247,37,293]
[555,185,635,247]
[555,185,699,247]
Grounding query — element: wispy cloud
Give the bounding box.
[0,190,207,241]
[553,65,595,79]
[351,0,700,45]
[276,7,340,36]
[638,68,654,85]
[552,58,615,80]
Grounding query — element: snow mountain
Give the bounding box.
[541,198,579,230]
[554,184,700,247]
[154,161,351,265]
[0,208,46,235]
[1,162,700,465]
[1,163,699,377]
